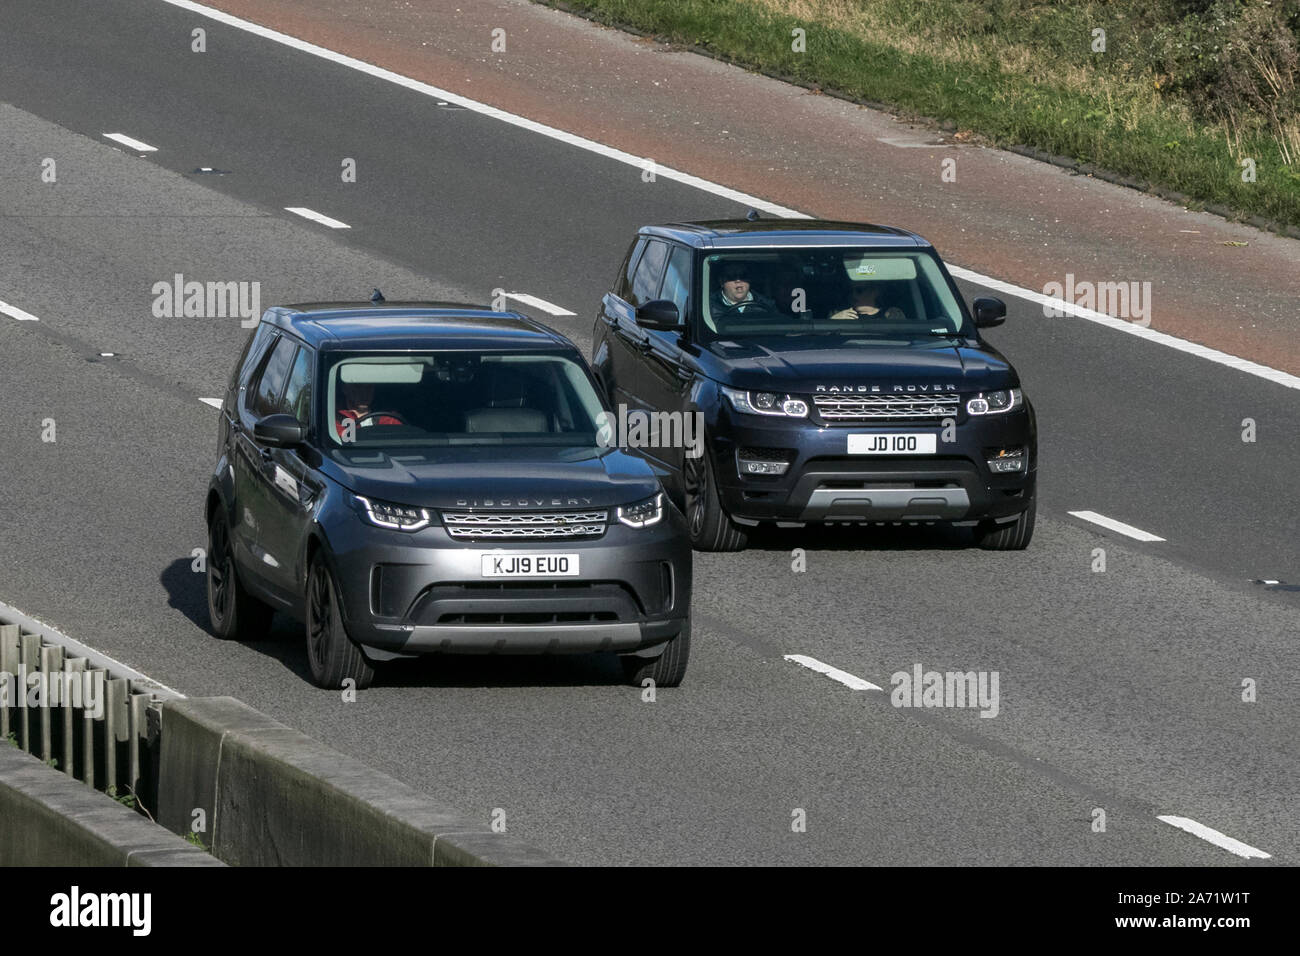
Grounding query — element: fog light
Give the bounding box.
[738,447,792,476]
[741,460,789,475]
[986,448,1025,473]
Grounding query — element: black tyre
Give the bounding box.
[622,620,690,688]
[305,556,375,690]
[206,510,273,641]
[977,494,1036,550]
[683,446,748,552]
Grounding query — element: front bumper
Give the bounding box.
[319,502,692,658]
[712,405,1035,524]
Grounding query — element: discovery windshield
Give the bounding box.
[323,350,608,449]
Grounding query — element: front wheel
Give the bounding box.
[206,511,273,641]
[683,447,748,552]
[976,494,1036,550]
[305,556,375,689]
[622,621,690,688]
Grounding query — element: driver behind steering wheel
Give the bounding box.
[335,380,404,438]
[709,261,775,318]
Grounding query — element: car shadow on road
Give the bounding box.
[256,633,627,689]
[162,557,631,689]
[741,522,978,552]
[159,557,212,631]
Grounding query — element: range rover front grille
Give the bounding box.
[814,393,961,423]
[441,510,608,539]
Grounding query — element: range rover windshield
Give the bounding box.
[700,249,968,342]
[323,351,608,449]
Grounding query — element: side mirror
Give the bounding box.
[972,296,1007,328]
[636,299,683,331]
[254,413,306,447]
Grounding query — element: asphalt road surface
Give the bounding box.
[0,0,1295,865]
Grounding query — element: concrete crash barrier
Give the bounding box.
[157,697,565,866]
[0,744,224,866]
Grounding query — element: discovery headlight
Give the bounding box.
[354,495,432,531]
[617,493,664,529]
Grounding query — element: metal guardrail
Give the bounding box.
[0,608,177,816]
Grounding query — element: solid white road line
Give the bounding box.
[284,206,351,229]
[1068,511,1166,542]
[784,654,883,692]
[1157,815,1271,860]
[160,0,1300,393]
[103,132,158,152]
[0,300,40,322]
[948,266,1300,393]
[198,397,223,409]
[503,292,576,316]
[157,0,805,218]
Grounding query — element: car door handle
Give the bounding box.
[259,447,273,463]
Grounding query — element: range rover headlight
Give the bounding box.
[722,386,809,418]
[617,493,664,528]
[355,495,432,531]
[966,388,1022,416]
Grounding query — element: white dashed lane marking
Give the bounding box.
[502,293,576,316]
[284,206,351,229]
[0,300,40,322]
[1157,815,1271,860]
[198,397,223,409]
[1068,510,1166,542]
[784,654,883,692]
[103,132,158,152]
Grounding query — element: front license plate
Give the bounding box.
[847,433,937,455]
[480,553,580,577]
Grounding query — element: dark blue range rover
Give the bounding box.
[591,219,1037,552]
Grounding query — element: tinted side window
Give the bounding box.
[249,337,296,418]
[658,245,692,317]
[629,240,669,307]
[281,346,313,426]
[615,238,646,300]
[231,323,275,390]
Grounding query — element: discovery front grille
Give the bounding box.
[441,510,608,539]
[814,393,961,423]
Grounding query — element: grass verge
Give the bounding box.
[540,0,1300,230]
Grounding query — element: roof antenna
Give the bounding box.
[370,288,386,303]
[745,208,761,221]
